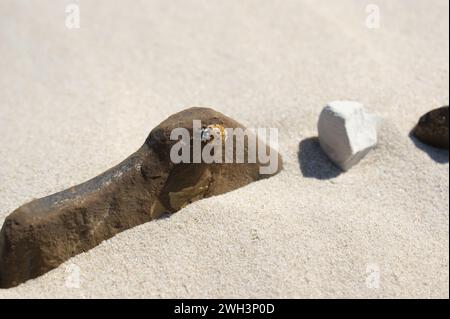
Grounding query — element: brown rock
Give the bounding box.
[413,106,449,149]
[0,107,282,288]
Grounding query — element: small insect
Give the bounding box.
[200,124,227,143]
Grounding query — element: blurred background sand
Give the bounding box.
[0,0,448,298]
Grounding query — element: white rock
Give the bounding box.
[318,101,378,171]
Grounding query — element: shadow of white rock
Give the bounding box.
[318,101,379,171]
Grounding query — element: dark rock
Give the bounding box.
[413,106,449,149]
[0,107,282,288]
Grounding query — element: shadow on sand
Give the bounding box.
[298,137,342,180]
[409,132,449,164]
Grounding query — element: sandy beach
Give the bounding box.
[0,0,448,298]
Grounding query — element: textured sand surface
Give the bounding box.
[0,0,448,298]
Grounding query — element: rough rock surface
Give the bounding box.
[413,106,449,149]
[318,101,378,171]
[0,107,282,288]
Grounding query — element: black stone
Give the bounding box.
[413,106,449,149]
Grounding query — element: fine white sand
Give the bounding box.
[0,0,448,298]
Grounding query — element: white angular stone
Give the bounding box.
[318,101,378,171]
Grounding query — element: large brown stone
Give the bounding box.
[0,107,282,288]
[413,106,449,149]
